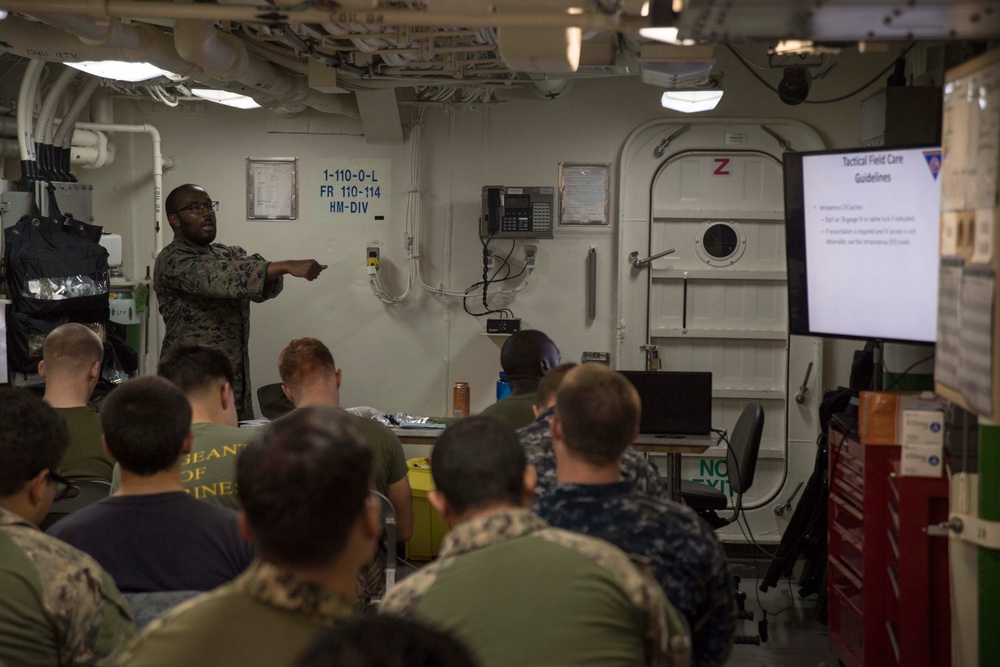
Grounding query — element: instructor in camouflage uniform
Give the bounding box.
[155,184,327,421]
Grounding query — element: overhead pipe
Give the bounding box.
[6,1,643,31]
[54,75,100,181]
[17,60,45,183]
[36,66,79,180]
[74,122,166,256]
[0,15,201,81]
[172,20,359,117]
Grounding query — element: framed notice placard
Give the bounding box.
[559,162,611,226]
[247,157,298,220]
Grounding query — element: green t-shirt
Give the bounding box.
[477,391,539,430]
[353,416,408,496]
[112,422,251,510]
[54,406,114,482]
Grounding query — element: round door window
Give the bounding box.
[694,221,746,266]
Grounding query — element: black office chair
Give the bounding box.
[257,383,294,420]
[681,401,766,645]
[41,478,112,530]
[682,401,764,529]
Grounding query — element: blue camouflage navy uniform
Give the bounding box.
[154,238,283,421]
[535,481,736,667]
[517,406,671,506]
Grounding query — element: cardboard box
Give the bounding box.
[901,443,944,477]
[900,408,945,446]
[404,458,450,561]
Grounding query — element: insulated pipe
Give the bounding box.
[173,20,358,117]
[0,116,102,149]
[17,60,45,164]
[75,122,165,256]
[38,66,78,146]
[7,1,642,31]
[0,15,200,82]
[54,76,100,148]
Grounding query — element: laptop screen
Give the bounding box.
[619,370,713,436]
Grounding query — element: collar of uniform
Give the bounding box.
[0,506,36,529]
[550,480,635,498]
[437,507,548,558]
[235,560,354,623]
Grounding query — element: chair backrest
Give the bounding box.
[41,478,112,530]
[256,383,294,420]
[727,401,764,497]
[372,490,397,592]
[124,590,201,630]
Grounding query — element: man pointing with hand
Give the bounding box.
[155,183,328,421]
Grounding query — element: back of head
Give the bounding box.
[296,616,480,667]
[237,407,372,566]
[100,376,192,475]
[278,337,336,392]
[499,330,559,381]
[432,416,525,516]
[0,389,70,496]
[556,364,641,466]
[42,323,104,378]
[535,362,578,409]
[157,345,235,395]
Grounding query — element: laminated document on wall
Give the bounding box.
[935,47,1000,419]
[958,269,995,415]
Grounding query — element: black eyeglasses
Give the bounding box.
[48,470,79,502]
[176,200,220,215]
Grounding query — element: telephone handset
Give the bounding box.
[480,185,554,239]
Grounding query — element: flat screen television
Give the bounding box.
[784,145,942,344]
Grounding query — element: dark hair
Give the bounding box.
[278,337,336,390]
[296,616,480,667]
[535,362,578,409]
[237,407,373,566]
[431,416,525,515]
[100,376,193,475]
[556,365,641,466]
[0,389,70,496]
[499,330,559,380]
[164,183,206,217]
[158,345,235,394]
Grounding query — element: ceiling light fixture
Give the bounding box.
[660,89,723,113]
[190,89,262,109]
[65,61,173,83]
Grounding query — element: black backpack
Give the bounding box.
[3,193,110,373]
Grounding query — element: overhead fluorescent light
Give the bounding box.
[66,61,174,83]
[190,89,261,109]
[660,90,723,113]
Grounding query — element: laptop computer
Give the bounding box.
[619,370,713,436]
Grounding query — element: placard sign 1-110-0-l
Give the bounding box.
[312,158,392,222]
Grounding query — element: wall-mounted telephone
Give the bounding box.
[480,186,555,239]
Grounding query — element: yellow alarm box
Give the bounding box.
[404,458,450,561]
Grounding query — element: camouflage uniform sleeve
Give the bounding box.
[691,519,737,667]
[622,447,672,501]
[156,242,274,301]
[34,541,136,665]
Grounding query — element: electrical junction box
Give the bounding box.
[486,318,521,334]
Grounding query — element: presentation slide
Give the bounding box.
[802,147,942,342]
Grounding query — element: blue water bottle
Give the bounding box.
[496,372,511,401]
